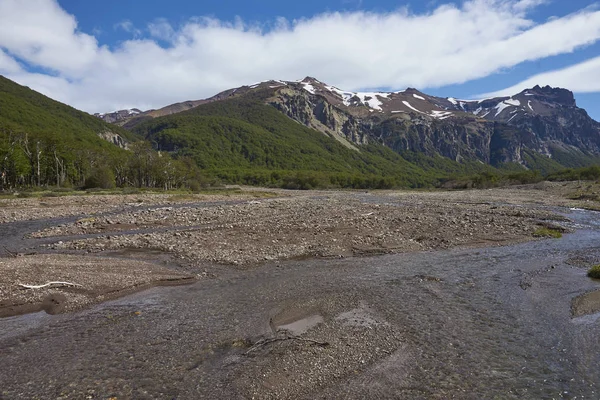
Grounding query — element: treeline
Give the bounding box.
[440,165,600,190]
[0,131,203,191]
[547,166,600,181]
[211,169,403,190]
[439,170,544,189]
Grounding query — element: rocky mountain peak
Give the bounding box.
[301,76,320,83]
[526,85,576,107]
[94,108,142,124]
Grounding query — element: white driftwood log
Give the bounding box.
[18,281,83,290]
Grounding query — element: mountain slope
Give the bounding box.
[105,77,600,171]
[0,75,133,148]
[0,76,207,190]
[131,91,500,188]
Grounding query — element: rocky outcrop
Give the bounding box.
[268,86,371,149]
[264,80,600,167]
[95,109,142,125]
[97,130,128,149]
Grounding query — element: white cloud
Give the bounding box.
[0,0,599,113]
[0,49,22,74]
[115,20,142,37]
[148,19,176,41]
[479,56,600,98]
[0,0,101,76]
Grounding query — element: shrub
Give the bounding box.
[84,166,116,189]
[122,187,141,195]
[533,227,563,239]
[588,265,600,279]
[51,187,74,193]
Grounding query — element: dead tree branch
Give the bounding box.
[18,281,83,290]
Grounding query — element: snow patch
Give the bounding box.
[528,101,534,112]
[505,98,521,106]
[301,82,316,94]
[430,110,453,119]
[413,94,425,101]
[359,92,390,111]
[448,97,458,105]
[402,101,423,114]
[494,102,512,117]
[324,85,390,111]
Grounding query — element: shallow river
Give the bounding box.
[1,208,599,399]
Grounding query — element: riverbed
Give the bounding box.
[0,205,599,399]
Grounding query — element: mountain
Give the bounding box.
[94,108,142,124]
[0,75,138,187]
[0,75,133,149]
[97,88,251,129]
[103,77,600,173]
[0,75,204,190]
[128,87,511,188]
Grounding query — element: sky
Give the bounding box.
[1,0,600,120]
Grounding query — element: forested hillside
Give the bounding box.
[131,91,505,188]
[0,76,200,190]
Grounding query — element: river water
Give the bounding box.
[0,208,599,399]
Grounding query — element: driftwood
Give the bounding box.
[3,246,17,258]
[245,333,329,354]
[18,281,83,290]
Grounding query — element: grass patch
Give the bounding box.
[588,265,600,279]
[533,227,563,239]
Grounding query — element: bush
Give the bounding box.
[533,227,563,239]
[188,180,202,193]
[588,265,600,279]
[51,187,74,193]
[122,187,141,195]
[84,166,116,189]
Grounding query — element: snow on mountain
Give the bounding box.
[95,76,587,132]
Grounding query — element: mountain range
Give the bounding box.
[97,77,600,172]
[1,73,599,190]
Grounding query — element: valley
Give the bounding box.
[2,1,600,398]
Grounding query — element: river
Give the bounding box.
[0,207,599,399]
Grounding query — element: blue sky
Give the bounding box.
[1,0,599,120]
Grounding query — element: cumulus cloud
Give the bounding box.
[0,0,599,113]
[479,56,600,98]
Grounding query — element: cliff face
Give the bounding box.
[97,130,128,149]
[269,87,370,149]
[263,80,600,167]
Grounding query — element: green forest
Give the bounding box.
[0,76,202,191]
